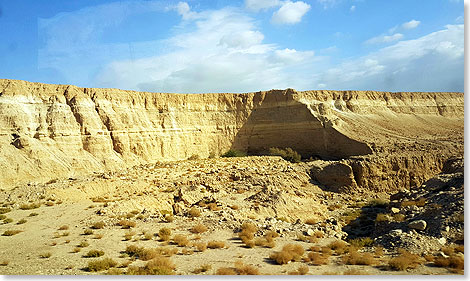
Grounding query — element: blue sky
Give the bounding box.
[0,0,464,93]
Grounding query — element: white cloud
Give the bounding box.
[315,24,464,92]
[350,5,356,12]
[219,30,264,49]
[174,2,199,20]
[402,19,420,30]
[271,1,311,25]
[365,33,404,44]
[244,0,281,11]
[94,7,316,93]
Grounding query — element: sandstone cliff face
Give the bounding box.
[0,79,464,189]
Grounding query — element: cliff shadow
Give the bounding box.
[229,89,372,160]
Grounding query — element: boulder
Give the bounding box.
[408,220,427,231]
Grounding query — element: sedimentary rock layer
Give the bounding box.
[0,79,464,188]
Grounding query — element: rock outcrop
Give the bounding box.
[0,79,464,188]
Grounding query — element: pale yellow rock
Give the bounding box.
[0,79,464,188]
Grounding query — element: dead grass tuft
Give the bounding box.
[194,242,207,252]
[86,258,117,272]
[158,228,172,241]
[118,220,136,229]
[2,230,22,236]
[190,224,208,234]
[388,249,423,271]
[342,250,374,265]
[19,203,40,210]
[83,249,105,258]
[270,244,304,265]
[193,264,212,274]
[207,241,226,249]
[91,221,105,229]
[173,234,190,247]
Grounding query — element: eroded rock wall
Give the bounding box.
[0,79,464,188]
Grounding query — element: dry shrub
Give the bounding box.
[0,208,11,214]
[238,222,258,247]
[188,207,201,218]
[455,244,464,254]
[28,212,39,217]
[118,220,136,229]
[58,225,69,230]
[78,241,89,248]
[449,256,464,270]
[19,203,40,210]
[194,242,207,252]
[94,234,103,239]
[86,258,117,272]
[207,241,225,249]
[270,244,304,265]
[2,230,22,236]
[314,231,324,238]
[305,218,317,225]
[423,254,434,262]
[342,250,374,265]
[158,228,171,241]
[193,264,212,274]
[388,249,423,271]
[297,265,309,275]
[83,229,93,235]
[243,239,255,248]
[234,261,260,275]
[0,261,9,266]
[142,232,153,241]
[305,252,330,265]
[190,224,208,234]
[173,234,189,247]
[230,205,239,210]
[91,221,105,229]
[216,268,237,275]
[124,230,135,241]
[125,245,177,261]
[73,247,81,253]
[181,248,194,255]
[327,240,348,255]
[434,255,464,270]
[127,256,175,275]
[374,246,384,257]
[343,269,369,275]
[84,249,104,258]
[241,222,257,233]
[105,268,123,275]
[348,237,374,248]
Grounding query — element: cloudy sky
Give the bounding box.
[0,0,464,93]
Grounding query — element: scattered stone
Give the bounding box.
[391,207,400,214]
[408,220,427,231]
[389,229,403,236]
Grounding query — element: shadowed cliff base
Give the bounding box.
[230,89,372,160]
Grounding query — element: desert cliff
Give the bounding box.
[0,79,463,190]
